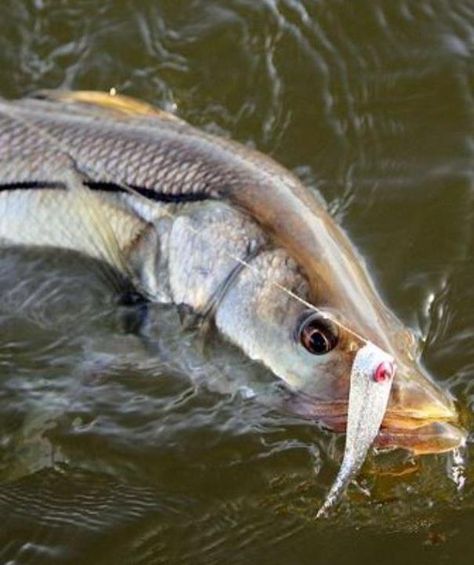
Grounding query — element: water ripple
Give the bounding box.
[0,0,473,563]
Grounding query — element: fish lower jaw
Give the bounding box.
[375,420,467,455]
[316,407,466,455]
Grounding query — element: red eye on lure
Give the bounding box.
[374,360,395,383]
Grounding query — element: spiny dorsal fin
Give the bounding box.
[32,89,181,122]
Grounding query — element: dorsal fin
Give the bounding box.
[32,89,181,122]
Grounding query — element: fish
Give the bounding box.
[0,90,466,511]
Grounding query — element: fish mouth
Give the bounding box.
[318,409,466,455]
[287,371,467,455]
[378,368,467,454]
[321,380,467,455]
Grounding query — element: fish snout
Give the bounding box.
[280,359,465,455]
[377,366,467,454]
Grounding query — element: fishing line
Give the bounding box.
[98,171,371,346]
[0,101,371,346]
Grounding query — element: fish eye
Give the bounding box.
[297,313,338,355]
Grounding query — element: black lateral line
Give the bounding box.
[86,181,211,203]
[0,180,64,190]
[0,180,211,203]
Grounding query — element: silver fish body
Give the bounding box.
[0,91,465,467]
[0,174,314,398]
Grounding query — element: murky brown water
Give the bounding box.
[0,1,473,563]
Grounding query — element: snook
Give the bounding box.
[0,91,465,461]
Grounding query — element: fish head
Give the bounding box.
[266,252,466,456]
[217,198,465,456]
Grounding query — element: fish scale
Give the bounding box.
[0,103,239,198]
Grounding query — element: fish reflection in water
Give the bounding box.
[0,90,466,511]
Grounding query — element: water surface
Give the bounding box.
[0,1,473,563]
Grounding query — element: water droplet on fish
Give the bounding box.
[239,386,256,399]
[448,447,466,491]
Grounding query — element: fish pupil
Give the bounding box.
[299,315,338,355]
[309,330,328,354]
